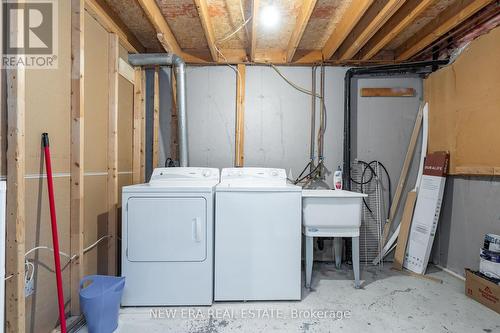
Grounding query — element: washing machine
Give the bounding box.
[121,167,219,306]
[215,167,302,301]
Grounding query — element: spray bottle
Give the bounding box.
[333,166,343,190]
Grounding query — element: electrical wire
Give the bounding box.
[25,235,112,262]
[22,235,113,291]
[270,64,321,98]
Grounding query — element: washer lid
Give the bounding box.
[217,167,301,191]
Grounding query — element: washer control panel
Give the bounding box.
[150,167,220,183]
[221,167,286,184]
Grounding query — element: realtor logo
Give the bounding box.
[1,0,58,69]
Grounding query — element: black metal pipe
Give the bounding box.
[342,60,449,190]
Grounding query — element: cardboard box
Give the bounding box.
[403,152,449,274]
[465,269,500,314]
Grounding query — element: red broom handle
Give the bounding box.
[42,133,67,333]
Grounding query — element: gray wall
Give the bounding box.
[432,176,500,275]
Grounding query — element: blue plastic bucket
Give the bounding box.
[80,275,125,333]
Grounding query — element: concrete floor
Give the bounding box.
[78,263,499,333]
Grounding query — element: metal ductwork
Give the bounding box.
[128,53,189,167]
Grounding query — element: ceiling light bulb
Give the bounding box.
[260,5,280,29]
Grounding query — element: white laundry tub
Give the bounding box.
[302,189,368,288]
[302,189,367,237]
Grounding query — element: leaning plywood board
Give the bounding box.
[425,26,500,175]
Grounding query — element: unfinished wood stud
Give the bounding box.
[133,68,144,184]
[107,33,119,276]
[70,0,85,315]
[235,64,246,167]
[5,67,26,333]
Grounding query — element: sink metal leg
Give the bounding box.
[352,236,361,288]
[305,236,313,289]
[333,237,342,269]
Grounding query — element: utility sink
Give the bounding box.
[302,189,367,237]
[302,189,368,289]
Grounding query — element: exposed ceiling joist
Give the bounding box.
[337,0,408,60]
[193,0,218,62]
[321,0,374,60]
[250,0,260,61]
[396,0,495,60]
[85,0,145,53]
[360,0,436,60]
[135,0,182,54]
[285,0,317,62]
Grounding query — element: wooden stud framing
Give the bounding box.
[360,0,435,60]
[321,0,374,59]
[250,0,260,61]
[235,64,246,167]
[84,0,145,53]
[135,0,182,54]
[396,0,494,60]
[337,0,407,60]
[170,68,179,162]
[133,68,144,184]
[285,0,317,62]
[382,103,423,245]
[118,58,135,84]
[107,33,119,276]
[152,67,160,168]
[360,87,416,97]
[70,0,85,316]
[194,0,218,62]
[5,66,26,333]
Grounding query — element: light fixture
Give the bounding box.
[260,4,280,29]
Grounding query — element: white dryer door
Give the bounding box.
[126,197,207,262]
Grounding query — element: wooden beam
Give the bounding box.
[294,50,323,64]
[135,0,182,54]
[118,58,135,84]
[360,87,416,97]
[285,0,317,62]
[5,63,26,333]
[132,68,144,184]
[152,67,160,168]
[85,0,144,53]
[337,0,407,60]
[396,0,494,60]
[250,0,260,61]
[321,0,374,59]
[360,0,435,60]
[235,64,246,166]
[193,0,218,61]
[107,33,119,276]
[70,0,85,316]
